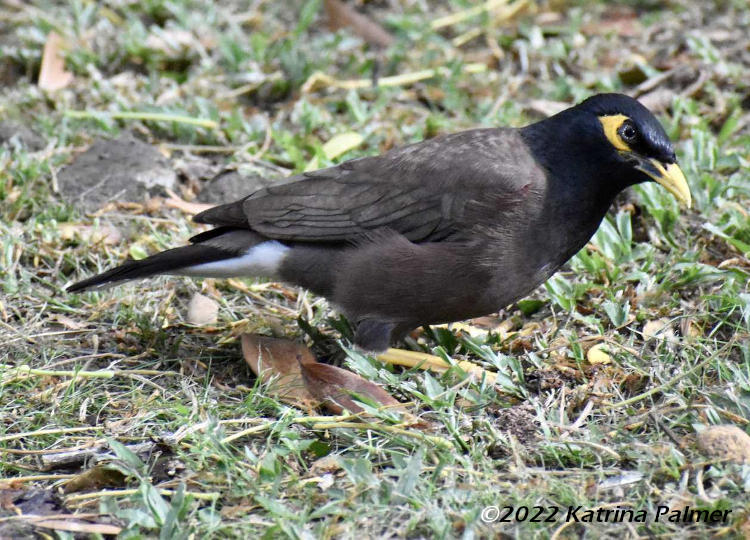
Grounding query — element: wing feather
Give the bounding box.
[194,128,545,243]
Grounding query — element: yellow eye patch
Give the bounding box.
[598,114,632,152]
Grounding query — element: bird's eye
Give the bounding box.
[621,122,637,142]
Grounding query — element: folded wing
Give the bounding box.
[194,128,543,243]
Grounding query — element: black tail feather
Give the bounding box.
[66,244,230,292]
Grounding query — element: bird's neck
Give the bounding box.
[518,114,632,264]
[520,112,633,212]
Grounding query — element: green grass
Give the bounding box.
[1,0,749,537]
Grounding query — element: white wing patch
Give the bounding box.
[179,241,290,278]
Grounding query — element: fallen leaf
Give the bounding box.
[38,32,73,91]
[696,425,750,464]
[63,465,127,493]
[186,293,218,326]
[305,132,364,171]
[31,520,122,536]
[587,343,612,365]
[324,0,394,48]
[448,322,489,339]
[300,361,401,414]
[241,334,317,407]
[642,318,677,344]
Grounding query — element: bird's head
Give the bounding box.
[523,93,691,209]
[576,93,691,208]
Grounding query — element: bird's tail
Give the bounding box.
[66,228,284,292]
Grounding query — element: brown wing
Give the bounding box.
[194,128,545,243]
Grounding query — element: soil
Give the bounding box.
[57,133,177,212]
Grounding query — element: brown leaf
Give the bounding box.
[38,32,73,91]
[63,465,127,494]
[241,334,317,407]
[300,361,400,414]
[324,0,394,48]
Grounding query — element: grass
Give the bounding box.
[1,0,749,537]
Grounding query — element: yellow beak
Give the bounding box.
[650,160,692,209]
[631,156,692,208]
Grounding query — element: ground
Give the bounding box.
[1,0,749,538]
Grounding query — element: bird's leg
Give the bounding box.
[353,319,396,353]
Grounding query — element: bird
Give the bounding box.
[67,93,691,353]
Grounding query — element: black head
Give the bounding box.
[523,93,691,208]
[578,93,676,163]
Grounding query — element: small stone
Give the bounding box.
[696,425,750,464]
[186,293,218,326]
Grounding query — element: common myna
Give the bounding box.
[68,93,691,352]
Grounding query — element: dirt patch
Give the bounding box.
[489,401,540,447]
[0,489,67,538]
[58,133,177,212]
[0,121,45,151]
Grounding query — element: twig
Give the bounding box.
[377,348,498,385]
[302,63,486,93]
[0,426,101,443]
[160,143,242,154]
[221,414,360,444]
[1,365,176,380]
[311,421,453,448]
[0,512,105,524]
[64,110,218,129]
[431,0,508,30]
[64,488,220,503]
[0,474,75,484]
